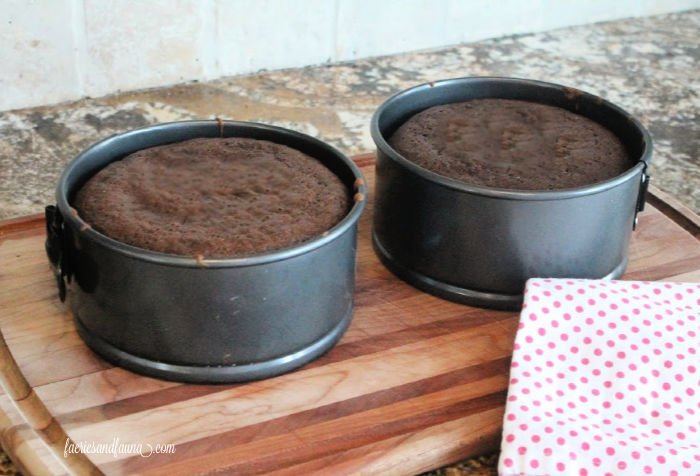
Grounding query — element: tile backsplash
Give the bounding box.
[1,0,698,112]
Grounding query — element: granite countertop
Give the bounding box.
[0,10,698,222]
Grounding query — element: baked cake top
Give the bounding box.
[388,99,632,190]
[74,137,351,257]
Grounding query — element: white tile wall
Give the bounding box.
[217,0,336,75]
[538,0,635,31]
[335,0,448,60]
[82,0,212,98]
[0,0,81,109]
[1,0,699,111]
[445,0,544,44]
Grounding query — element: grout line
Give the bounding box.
[69,0,89,100]
[213,0,221,77]
[332,0,341,61]
[201,0,220,80]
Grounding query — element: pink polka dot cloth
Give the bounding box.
[498,278,700,476]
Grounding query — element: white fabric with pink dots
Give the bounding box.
[498,278,700,476]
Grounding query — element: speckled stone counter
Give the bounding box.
[0,10,698,221]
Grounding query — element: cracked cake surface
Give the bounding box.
[74,137,351,257]
[389,99,632,190]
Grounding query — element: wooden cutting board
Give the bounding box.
[1,154,700,476]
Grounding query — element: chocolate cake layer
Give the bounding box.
[389,99,632,190]
[74,137,351,257]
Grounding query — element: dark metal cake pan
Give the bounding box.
[46,120,367,383]
[371,77,652,310]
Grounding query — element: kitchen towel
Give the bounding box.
[498,278,699,476]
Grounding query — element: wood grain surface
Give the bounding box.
[1,155,700,475]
